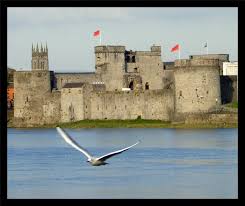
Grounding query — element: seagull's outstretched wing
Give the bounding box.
[56,127,92,159]
[96,141,140,162]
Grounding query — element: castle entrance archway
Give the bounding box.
[129,81,134,90]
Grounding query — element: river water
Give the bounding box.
[7,128,238,199]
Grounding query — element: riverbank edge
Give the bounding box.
[8,119,238,129]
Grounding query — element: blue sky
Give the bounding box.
[8,7,238,72]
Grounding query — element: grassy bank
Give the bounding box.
[40,119,237,129]
[226,101,238,109]
[7,110,237,129]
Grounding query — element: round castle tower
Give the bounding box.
[174,58,221,114]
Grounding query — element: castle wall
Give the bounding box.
[123,74,142,90]
[174,59,221,114]
[100,63,124,91]
[55,73,98,89]
[42,91,61,124]
[95,46,126,91]
[162,70,174,90]
[135,50,164,90]
[60,87,84,122]
[123,51,164,90]
[126,63,139,73]
[14,71,50,118]
[14,71,61,126]
[83,84,94,119]
[85,89,174,120]
[163,62,175,70]
[189,54,229,75]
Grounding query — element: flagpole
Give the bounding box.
[206,40,208,55]
[100,31,102,45]
[178,45,180,60]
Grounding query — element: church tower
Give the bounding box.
[32,43,49,71]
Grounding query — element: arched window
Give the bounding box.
[132,56,136,63]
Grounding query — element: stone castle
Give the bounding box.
[13,43,237,126]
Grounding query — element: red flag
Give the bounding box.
[171,44,179,52]
[93,30,100,37]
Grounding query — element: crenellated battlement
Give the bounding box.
[95,45,125,53]
[174,59,220,67]
[135,51,161,56]
[189,54,229,61]
[151,45,161,52]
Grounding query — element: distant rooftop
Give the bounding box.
[8,82,14,88]
[164,62,174,65]
[56,72,95,75]
[63,83,84,88]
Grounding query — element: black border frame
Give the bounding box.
[0,0,241,204]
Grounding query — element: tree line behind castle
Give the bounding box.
[13,43,237,126]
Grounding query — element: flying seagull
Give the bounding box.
[56,127,140,166]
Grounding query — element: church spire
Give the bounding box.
[36,43,39,52]
[32,43,35,57]
[32,42,49,71]
[46,41,48,54]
